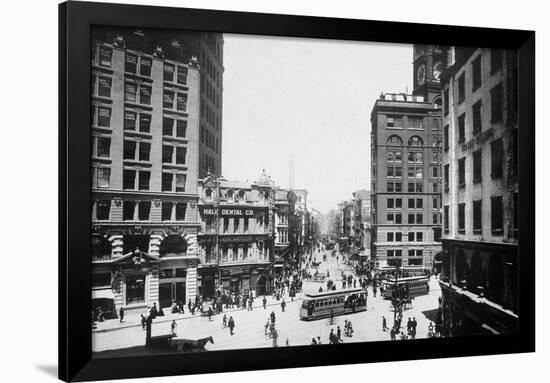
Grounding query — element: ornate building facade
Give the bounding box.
[370,45,443,270]
[90,28,202,318]
[196,171,276,298]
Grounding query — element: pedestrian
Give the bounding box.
[337,326,342,342]
[188,299,192,313]
[119,307,124,323]
[222,314,227,328]
[208,306,213,321]
[171,320,177,334]
[270,311,276,324]
[263,296,267,309]
[140,314,146,330]
[265,320,270,335]
[228,316,235,335]
[248,297,253,311]
[407,318,412,334]
[317,336,322,345]
[285,338,290,347]
[382,316,388,331]
[329,329,335,344]
[400,331,407,340]
[281,299,286,312]
[390,327,396,341]
[311,337,318,345]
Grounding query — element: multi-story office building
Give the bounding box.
[439,47,519,335]
[90,30,202,317]
[184,33,224,178]
[196,171,276,298]
[370,45,443,269]
[90,27,224,180]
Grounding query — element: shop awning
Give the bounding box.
[92,288,115,300]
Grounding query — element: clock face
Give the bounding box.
[417,64,426,86]
[433,61,442,82]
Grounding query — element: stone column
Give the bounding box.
[186,267,198,303]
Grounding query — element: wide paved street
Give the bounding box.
[93,249,441,354]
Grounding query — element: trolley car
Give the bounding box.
[299,288,367,320]
[380,276,429,299]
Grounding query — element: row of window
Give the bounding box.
[387,197,440,210]
[387,213,424,224]
[163,62,188,85]
[93,105,188,140]
[387,165,440,179]
[201,99,220,130]
[387,181,425,193]
[443,193,518,235]
[386,232,424,242]
[386,250,424,258]
[387,150,441,164]
[443,138,504,191]
[201,76,221,108]
[201,48,222,86]
[453,50,503,107]
[386,135,424,147]
[94,200,187,221]
[92,166,187,192]
[386,116,427,130]
[201,125,219,153]
[163,117,187,138]
[93,74,188,112]
[203,216,269,234]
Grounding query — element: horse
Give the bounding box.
[171,336,214,352]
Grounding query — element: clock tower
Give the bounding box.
[412,45,445,105]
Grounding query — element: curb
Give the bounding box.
[92,296,305,334]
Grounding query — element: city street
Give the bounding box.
[93,249,441,355]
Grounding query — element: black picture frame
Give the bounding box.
[59,1,535,381]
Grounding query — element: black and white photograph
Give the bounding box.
[3,0,546,382]
[89,26,520,357]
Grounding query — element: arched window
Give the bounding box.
[408,136,423,147]
[433,96,442,109]
[159,235,187,257]
[226,189,234,200]
[238,190,246,202]
[387,135,402,146]
[205,188,213,201]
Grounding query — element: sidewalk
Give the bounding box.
[92,293,304,334]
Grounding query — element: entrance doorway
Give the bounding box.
[257,275,268,296]
[158,268,186,309]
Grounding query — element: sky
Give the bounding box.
[221,34,412,214]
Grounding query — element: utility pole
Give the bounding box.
[215,175,221,292]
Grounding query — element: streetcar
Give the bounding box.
[380,276,429,299]
[377,265,430,278]
[299,287,367,320]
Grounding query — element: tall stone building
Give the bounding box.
[439,47,519,335]
[90,29,202,317]
[370,45,443,270]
